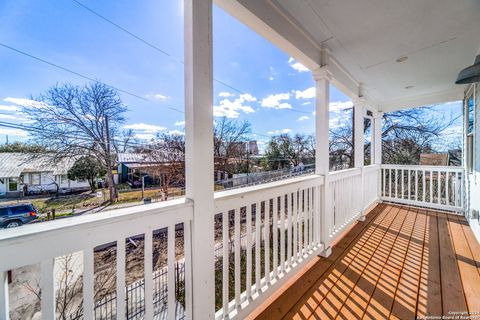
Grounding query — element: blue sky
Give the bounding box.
[0,0,462,151]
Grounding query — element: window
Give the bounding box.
[8,178,18,192]
[0,208,8,216]
[10,205,34,215]
[466,85,475,174]
[364,117,372,165]
[468,93,475,134]
[31,173,41,185]
[60,175,68,185]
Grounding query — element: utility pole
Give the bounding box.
[105,116,116,203]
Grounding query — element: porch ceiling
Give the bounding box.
[216,0,480,112]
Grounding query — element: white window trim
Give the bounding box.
[466,84,475,174]
[30,173,41,186]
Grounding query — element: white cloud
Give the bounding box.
[294,87,315,100]
[0,105,19,112]
[168,130,185,136]
[0,128,28,137]
[268,66,278,81]
[174,121,185,127]
[0,114,19,120]
[288,57,309,73]
[297,116,310,121]
[134,133,156,140]
[145,93,169,101]
[261,93,291,110]
[4,97,47,109]
[267,128,291,135]
[124,123,167,133]
[218,92,233,98]
[302,101,312,106]
[214,93,256,118]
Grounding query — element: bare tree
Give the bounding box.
[327,106,460,167]
[213,117,251,174]
[22,82,127,203]
[55,255,83,320]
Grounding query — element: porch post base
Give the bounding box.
[319,246,332,258]
[357,214,366,222]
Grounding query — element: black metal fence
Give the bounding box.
[69,261,185,320]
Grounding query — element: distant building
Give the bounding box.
[248,141,259,155]
[0,153,90,197]
[420,153,449,166]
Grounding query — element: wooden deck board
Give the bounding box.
[251,204,480,320]
[288,205,394,319]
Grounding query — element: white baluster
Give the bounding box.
[40,259,55,320]
[168,225,176,320]
[234,208,241,308]
[83,249,94,320]
[0,271,8,320]
[222,211,229,314]
[116,238,126,320]
[255,202,261,293]
[272,198,278,278]
[264,199,271,284]
[246,205,252,299]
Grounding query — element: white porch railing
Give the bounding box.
[213,175,324,319]
[381,165,465,212]
[0,199,194,320]
[0,164,467,320]
[327,168,363,240]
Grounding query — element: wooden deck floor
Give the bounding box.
[250,203,480,320]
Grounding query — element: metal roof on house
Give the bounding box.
[0,153,75,178]
[117,153,159,163]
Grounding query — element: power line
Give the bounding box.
[0,43,185,114]
[70,0,312,115]
[0,121,313,162]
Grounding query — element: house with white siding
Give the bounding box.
[0,153,90,197]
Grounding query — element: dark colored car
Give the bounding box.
[0,204,38,229]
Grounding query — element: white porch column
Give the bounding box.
[313,67,333,257]
[184,0,215,319]
[373,112,383,165]
[374,112,384,201]
[353,97,366,220]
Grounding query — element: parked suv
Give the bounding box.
[0,204,38,228]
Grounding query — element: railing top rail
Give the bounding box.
[0,198,193,271]
[328,167,361,182]
[0,198,192,243]
[381,164,464,172]
[214,174,324,212]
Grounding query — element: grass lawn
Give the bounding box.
[1,187,185,215]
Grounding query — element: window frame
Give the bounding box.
[363,113,374,166]
[30,173,41,186]
[466,84,475,174]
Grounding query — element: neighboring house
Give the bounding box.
[117,153,162,184]
[0,153,90,197]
